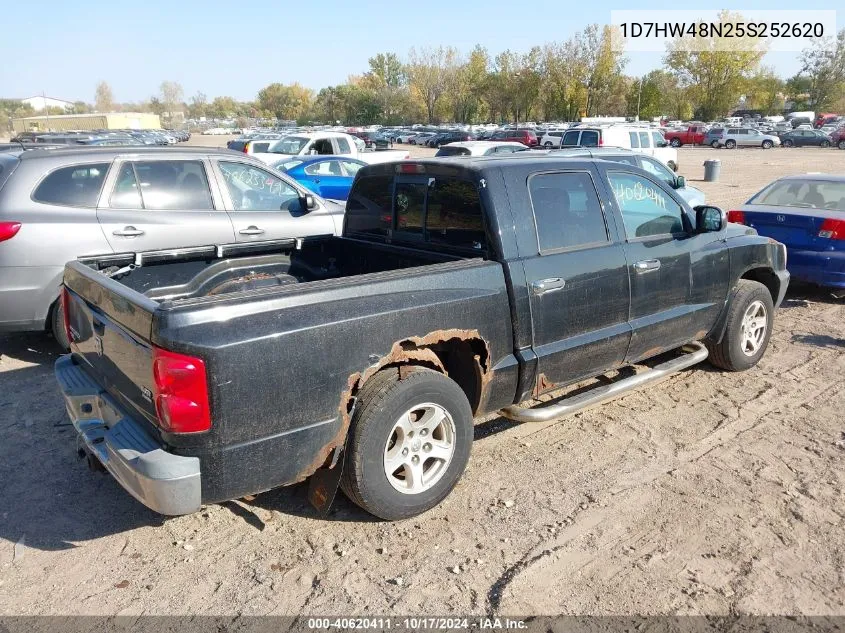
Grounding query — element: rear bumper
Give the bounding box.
[787,248,845,288]
[55,355,201,515]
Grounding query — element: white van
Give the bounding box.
[560,126,679,171]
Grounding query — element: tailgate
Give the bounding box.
[63,260,160,427]
[742,206,827,250]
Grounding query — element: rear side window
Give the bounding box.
[638,131,650,147]
[529,172,609,252]
[110,160,213,210]
[33,163,110,207]
[435,146,471,157]
[629,132,640,148]
[336,137,351,154]
[425,179,484,249]
[346,175,393,237]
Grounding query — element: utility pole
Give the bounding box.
[636,77,643,122]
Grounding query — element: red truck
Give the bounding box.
[663,125,707,147]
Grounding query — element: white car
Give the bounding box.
[560,125,680,171]
[540,131,567,148]
[433,141,529,157]
[252,131,408,166]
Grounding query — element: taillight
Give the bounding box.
[243,142,249,153]
[598,136,604,146]
[818,218,845,240]
[152,347,211,434]
[0,221,21,242]
[60,286,73,344]
[727,210,746,224]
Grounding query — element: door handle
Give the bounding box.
[112,226,144,237]
[633,259,661,273]
[312,178,320,184]
[530,278,566,296]
[239,226,265,236]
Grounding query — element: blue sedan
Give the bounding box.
[732,174,845,289]
[269,155,366,201]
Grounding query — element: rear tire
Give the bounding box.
[711,140,720,148]
[706,280,774,372]
[783,139,793,148]
[340,367,473,520]
[839,140,845,150]
[50,299,70,351]
[667,160,677,172]
[821,140,830,148]
[544,141,553,148]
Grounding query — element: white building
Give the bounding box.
[20,95,74,111]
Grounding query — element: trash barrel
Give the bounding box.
[703,159,721,182]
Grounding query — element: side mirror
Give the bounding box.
[674,175,686,189]
[694,205,726,233]
[302,194,317,211]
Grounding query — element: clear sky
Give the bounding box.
[0,0,835,104]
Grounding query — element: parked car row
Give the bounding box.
[11,129,191,146]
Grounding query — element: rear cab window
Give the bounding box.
[345,167,486,253]
[32,163,111,207]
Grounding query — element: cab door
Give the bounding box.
[601,168,728,362]
[97,157,235,252]
[519,167,632,390]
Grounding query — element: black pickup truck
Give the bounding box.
[55,157,789,520]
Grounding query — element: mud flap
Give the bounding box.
[307,446,345,516]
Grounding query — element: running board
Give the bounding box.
[498,342,709,423]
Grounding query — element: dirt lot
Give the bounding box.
[0,144,844,618]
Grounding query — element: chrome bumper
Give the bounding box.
[55,355,201,515]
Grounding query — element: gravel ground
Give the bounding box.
[0,141,843,617]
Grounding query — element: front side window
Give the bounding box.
[608,172,685,239]
[218,161,300,211]
[336,137,351,154]
[639,157,676,187]
[529,172,609,251]
[33,163,110,207]
[651,131,665,147]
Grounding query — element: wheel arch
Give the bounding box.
[708,267,780,345]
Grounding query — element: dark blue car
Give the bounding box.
[731,174,845,289]
[269,155,366,201]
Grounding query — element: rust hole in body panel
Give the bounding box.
[297,329,491,482]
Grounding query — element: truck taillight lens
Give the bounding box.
[152,347,211,434]
[0,222,21,242]
[60,286,73,343]
[727,210,746,224]
[819,218,845,240]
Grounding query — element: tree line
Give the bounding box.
[3,19,844,132]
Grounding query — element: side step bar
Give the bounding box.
[498,342,709,423]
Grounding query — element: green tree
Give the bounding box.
[256,83,314,121]
[795,29,845,111]
[743,67,785,115]
[664,11,766,120]
[187,92,208,119]
[406,46,457,123]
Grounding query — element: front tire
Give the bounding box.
[706,280,774,372]
[783,139,793,148]
[725,140,737,149]
[670,138,682,148]
[667,160,677,172]
[762,140,773,149]
[821,140,830,148]
[839,140,845,150]
[340,367,473,520]
[544,141,553,148]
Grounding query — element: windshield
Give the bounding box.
[269,136,311,155]
[750,179,845,210]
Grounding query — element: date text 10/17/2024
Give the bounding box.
[306,617,528,630]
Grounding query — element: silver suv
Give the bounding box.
[712,127,780,149]
[0,146,345,346]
